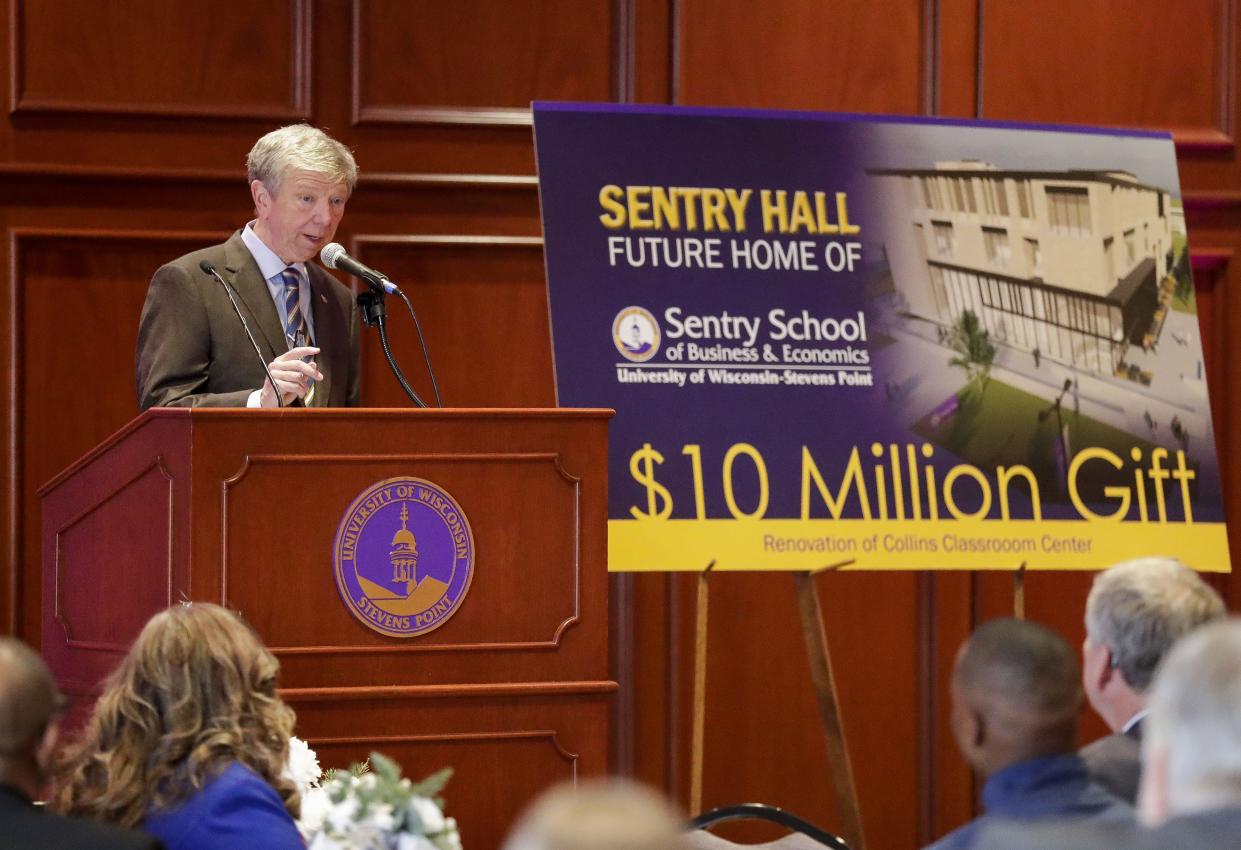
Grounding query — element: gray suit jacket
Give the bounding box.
[1079,722,1142,805]
[135,231,360,409]
[974,806,1241,850]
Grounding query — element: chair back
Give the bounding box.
[686,804,850,850]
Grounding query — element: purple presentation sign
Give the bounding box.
[533,102,1229,572]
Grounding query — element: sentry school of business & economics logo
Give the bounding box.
[333,477,474,638]
[613,306,661,362]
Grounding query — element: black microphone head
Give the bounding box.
[199,260,216,274]
[320,242,346,269]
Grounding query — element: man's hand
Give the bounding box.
[259,346,323,407]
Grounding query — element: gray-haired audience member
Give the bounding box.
[921,619,1130,850]
[1080,557,1224,802]
[975,618,1241,849]
[1137,618,1241,843]
[502,778,686,850]
[0,638,162,849]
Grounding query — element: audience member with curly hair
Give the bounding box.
[52,603,304,850]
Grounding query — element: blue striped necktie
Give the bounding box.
[278,267,315,403]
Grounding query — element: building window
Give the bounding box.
[1124,228,1136,264]
[1024,238,1041,276]
[1017,182,1034,219]
[962,178,977,213]
[1046,186,1091,236]
[981,178,1009,217]
[933,221,955,256]
[983,227,1011,267]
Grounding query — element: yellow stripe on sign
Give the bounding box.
[607,518,1232,573]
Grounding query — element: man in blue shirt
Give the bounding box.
[922,619,1132,850]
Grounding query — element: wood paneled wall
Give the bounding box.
[3,1,1238,848]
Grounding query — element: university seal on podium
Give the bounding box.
[333,477,475,638]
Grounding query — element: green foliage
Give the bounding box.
[409,765,454,801]
[947,309,997,393]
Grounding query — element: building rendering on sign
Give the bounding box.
[871,162,1176,375]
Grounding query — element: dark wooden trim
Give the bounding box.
[353,234,544,249]
[915,571,936,846]
[1191,248,1234,272]
[281,680,620,701]
[921,0,940,115]
[4,228,15,636]
[9,0,313,120]
[973,0,1236,152]
[614,0,635,103]
[670,0,682,105]
[0,162,540,190]
[610,572,636,776]
[1184,191,1241,211]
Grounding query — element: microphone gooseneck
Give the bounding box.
[322,245,445,408]
[199,260,284,408]
[319,243,399,294]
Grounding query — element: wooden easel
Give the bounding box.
[1013,561,1028,619]
[689,560,866,850]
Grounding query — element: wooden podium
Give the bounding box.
[40,407,613,849]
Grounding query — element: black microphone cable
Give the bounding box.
[199,260,283,408]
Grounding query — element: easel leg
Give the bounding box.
[1013,561,1027,619]
[793,569,866,850]
[690,560,715,816]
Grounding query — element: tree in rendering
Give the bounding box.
[948,309,997,394]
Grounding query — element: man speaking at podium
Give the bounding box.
[136,124,361,409]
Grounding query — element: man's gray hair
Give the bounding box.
[246,124,358,195]
[1146,619,1241,810]
[1085,557,1225,692]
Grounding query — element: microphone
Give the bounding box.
[199,260,284,408]
[320,243,400,294]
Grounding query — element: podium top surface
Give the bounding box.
[41,407,613,495]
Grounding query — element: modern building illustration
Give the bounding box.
[871,162,1177,376]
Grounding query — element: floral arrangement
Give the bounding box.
[286,737,461,850]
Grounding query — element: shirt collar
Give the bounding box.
[981,753,1090,812]
[1122,708,1149,735]
[241,222,305,282]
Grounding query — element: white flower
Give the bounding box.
[397,836,439,850]
[343,823,386,850]
[296,753,456,850]
[298,787,333,838]
[326,796,360,833]
[307,834,344,850]
[432,820,462,850]
[284,736,323,795]
[408,796,445,833]
[361,801,397,833]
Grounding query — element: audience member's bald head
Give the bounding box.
[0,637,64,792]
[502,778,685,850]
[951,619,1083,777]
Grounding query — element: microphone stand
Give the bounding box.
[356,289,428,408]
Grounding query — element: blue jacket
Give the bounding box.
[922,754,1133,850]
[142,762,304,850]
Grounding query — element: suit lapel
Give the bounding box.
[222,232,286,360]
[307,266,343,407]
